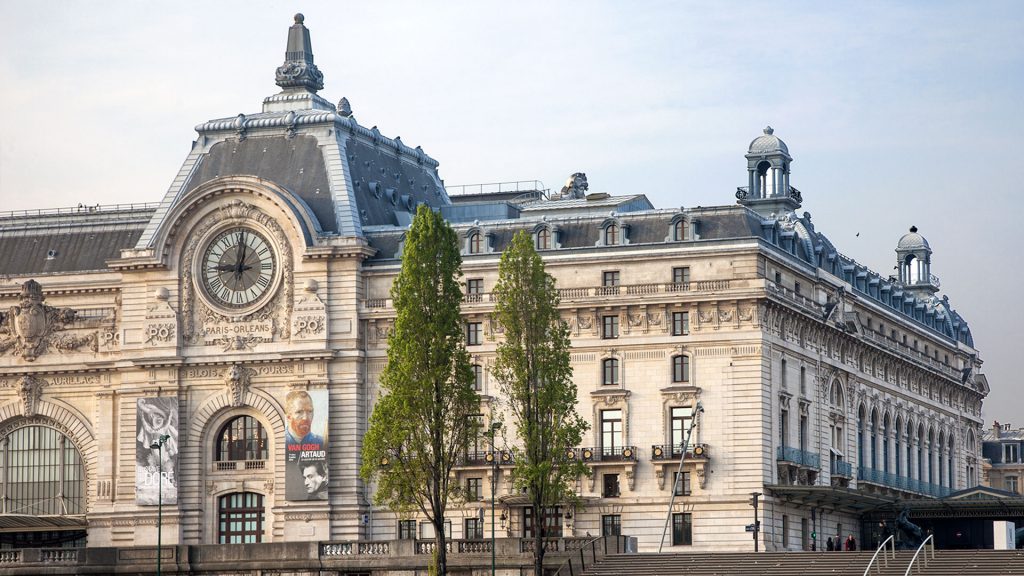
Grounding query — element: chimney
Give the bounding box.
[993,420,1001,437]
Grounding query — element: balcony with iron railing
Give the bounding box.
[856,466,951,498]
[650,444,708,462]
[776,446,821,469]
[567,446,638,463]
[830,459,852,478]
[457,449,514,468]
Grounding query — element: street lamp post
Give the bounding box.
[150,434,170,576]
[488,422,502,576]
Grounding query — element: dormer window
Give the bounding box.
[537,227,551,250]
[668,214,689,242]
[469,232,483,254]
[604,223,619,246]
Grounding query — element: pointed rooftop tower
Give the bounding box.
[264,13,334,113]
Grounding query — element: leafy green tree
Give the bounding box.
[492,231,589,575]
[360,205,479,576]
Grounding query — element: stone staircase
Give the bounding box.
[580,550,1024,576]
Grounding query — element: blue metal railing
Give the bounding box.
[831,459,853,477]
[776,446,820,469]
[857,466,951,498]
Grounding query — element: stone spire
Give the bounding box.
[275,13,324,92]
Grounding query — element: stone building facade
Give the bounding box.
[0,14,988,556]
[983,422,1024,495]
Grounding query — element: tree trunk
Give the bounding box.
[533,505,544,576]
[435,516,448,576]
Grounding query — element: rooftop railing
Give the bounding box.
[446,180,547,196]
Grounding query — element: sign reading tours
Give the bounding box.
[284,389,329,501]
[136,397,179,505]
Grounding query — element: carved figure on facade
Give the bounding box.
[224,364,254,407]
[17,375,45,417]
[0,279,93,361]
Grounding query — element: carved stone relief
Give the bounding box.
[224,364,254,408]
[0,279,95,361]
[18,374,45,417]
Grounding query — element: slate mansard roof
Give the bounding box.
[0,204,155,276]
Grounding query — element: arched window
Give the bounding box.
[604,223,619,246]
[0,425,85,517]
[671,218,688,242]
[857,406,865,471]
[917,425,925,483]
[536,227,551,250]
[906,420,915,480]
[894,417,903,477]
[937,432,946,487]
[216,416,268,462]
[602,358,619,386]
[883,414,891,474]
[218,492,265,543]
[830,381,844,408]
[468,232,483,254]
[671,355,690,383]
[928,428,935,484]
[947,434,955,488]
[870,409,878,470]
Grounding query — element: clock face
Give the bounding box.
[200,227,277,310]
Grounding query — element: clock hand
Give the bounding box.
[235,231,248,281]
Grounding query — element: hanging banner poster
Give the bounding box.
[136,397,179,505]
[284,389,329,501]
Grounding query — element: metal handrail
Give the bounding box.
[903,534,934,576]
[551,535,624,576]
[862,534,895,576]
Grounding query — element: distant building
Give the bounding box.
[983,422,1024,495]
[0,13,989,561]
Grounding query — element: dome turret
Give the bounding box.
[748,126,790,156]
[896,226,938,296]
[738,126,800,215]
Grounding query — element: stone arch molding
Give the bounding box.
[189,383,287,450]
[0,396,98,507]
[149,175,322,260]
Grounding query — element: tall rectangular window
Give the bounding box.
[799,413,807,452]
[671,513,692,545]
[672,311,690,336]
[464,518,483,539]
[602,473,620,498]
[673,471,691,496]
[800,367,806,395]
[217,492,265,544]
[780,408,789,448]
[1005,444,1020,463]
[398,520,417,540]
[466,278,483,295]
[602,315,619,339]
[602,271,620,287]
[794,281,801,296]
[672,267,691,285]
[523,507,562,538]
[602,514,622,536]
[781,358,788,389]
[672,355,690,383]
[782,515,790,547]
[471,364,483,391]
[466,477,482,501]
[602,358,619,386]
[601,409,623,456]
[466,322,482,346]
[671,406,694,451]
[1007,476,1019,494]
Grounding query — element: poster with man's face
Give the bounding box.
[136,397,179,505]
[284,389,329,501]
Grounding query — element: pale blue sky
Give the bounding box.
[1,1,1021,425]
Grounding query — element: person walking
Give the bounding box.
[826,537,834,551]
